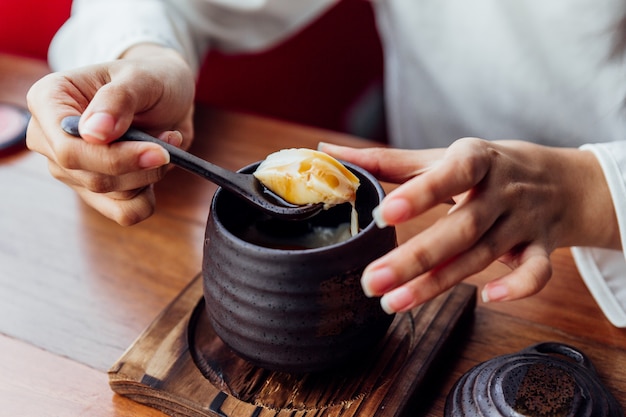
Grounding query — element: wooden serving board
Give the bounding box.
[109,275,476,417]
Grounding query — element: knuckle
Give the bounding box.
[524,279,545,297]
[454,156,479,182]
[115,199,155,227]
[114,210,147,227]
[53,141,82,170]
[99,80,138,110]
[108,190,140,200]
[422,270,449,296]
[454,136,488,150]
[102,155,127,176]
[47,161,67,182]
[82,173,116,193]
[407,245,434,274]
[479,238,501,262]
[419,179,443,205]
[455,209,483,242]
[527,257,553,293]
[26,73,57,102]
[449,137,493,179]
[141,166,168,183]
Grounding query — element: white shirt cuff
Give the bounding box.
[571,247,626,327]
[572,143,626,327]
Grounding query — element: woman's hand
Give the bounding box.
[320,139,618,313]
[26,44,196,225]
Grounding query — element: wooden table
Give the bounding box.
[2,53,626,416]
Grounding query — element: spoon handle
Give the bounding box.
[60,115,323,220]
[60,115,254,196]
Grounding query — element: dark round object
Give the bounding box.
[445,342,623,416]
[0,102,29,156]
[202,161,397,373]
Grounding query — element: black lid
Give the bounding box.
[445,342,623,416]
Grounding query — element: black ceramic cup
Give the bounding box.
[202,161,397,373]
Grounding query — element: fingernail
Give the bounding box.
[81,112,115,141]
[160,131,183,147]
[139,147,170,169]
[481,284,508,303]
[317,142,328,152]
[380,286,414,314]
[361,265,395,297]
[387,198,411,221]
[372,205,387,228]
[375,198,411,226]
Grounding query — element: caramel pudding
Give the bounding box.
[253,148,360,236]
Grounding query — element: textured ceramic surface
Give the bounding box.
[202,162,397,373]
[445,342,623,416]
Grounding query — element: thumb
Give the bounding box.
[78,111,121,143]
[78,74,154,143]
[483,243,553,303]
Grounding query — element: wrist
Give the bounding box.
[120,43,191,70]
[120,43,170,58]
[558,147,620,250]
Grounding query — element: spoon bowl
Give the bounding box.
[61,115,323,220]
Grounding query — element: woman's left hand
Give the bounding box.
[320,138,618,313]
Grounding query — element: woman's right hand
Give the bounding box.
[26,44,196,225]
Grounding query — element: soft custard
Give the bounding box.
[253,148,361,236]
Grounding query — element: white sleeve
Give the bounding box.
[49,0,336,74]
[571,141,626,327]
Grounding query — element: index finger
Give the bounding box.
[28,113,169,176]
[378,138,492,225]
[53,131,170,175]
[318,142,445,183]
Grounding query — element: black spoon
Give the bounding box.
[61,115,323,221]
